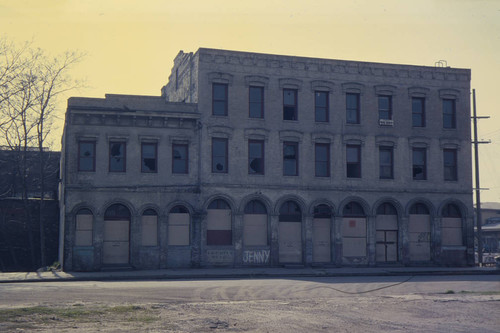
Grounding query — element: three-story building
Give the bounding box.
[60,48,473,271]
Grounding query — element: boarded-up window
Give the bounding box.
[342,202,366,257]
[409,203,431,261]
[168,205,190,246]
[441,203,462,246]
[279,201,302,263]
[243,200,267,246]
[141,209,158,246]
[376,203,398,262]
[207,199,231,245]
[313,204,332,262]
[75,209,93,246]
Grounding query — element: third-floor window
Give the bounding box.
[283,89,298,121]
[249,86,264,119]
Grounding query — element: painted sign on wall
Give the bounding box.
[243,250,270,264]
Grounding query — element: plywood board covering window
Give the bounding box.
[75,213,93,246]
[168,213,190,245]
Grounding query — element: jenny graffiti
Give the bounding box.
[243,250,270,264]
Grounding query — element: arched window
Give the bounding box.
[279,201,301,222]
[141,209,158,246]
[244,200,267,246]
[442,203,461,218]
[244,200,267,214]
[75,208,93,246]
[343,202,365,217]
[441,203,463,246]
[410,203,429,215]
[376,202,397,215]
[169,205,190,246]
[104,204,130,219]
[314,204,332,218]
[207,199,231,245]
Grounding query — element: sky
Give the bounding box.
[1,0,499,202]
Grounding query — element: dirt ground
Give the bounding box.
[0,293,498,332]
[1,276,499,332]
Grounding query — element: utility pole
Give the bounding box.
[471,89,490,266]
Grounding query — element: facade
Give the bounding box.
[60,49,474,271]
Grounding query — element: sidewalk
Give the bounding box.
[1,266,498,283]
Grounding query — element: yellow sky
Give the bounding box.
[1,0,499,202]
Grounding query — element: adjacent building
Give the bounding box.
[60,48,474,271]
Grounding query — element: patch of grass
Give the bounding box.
[459,290,500,295]
[444,290,455,294]
[108,305,143,313]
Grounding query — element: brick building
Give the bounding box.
[60,49,473,271]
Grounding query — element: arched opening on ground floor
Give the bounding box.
[313,204,332,263]
[279,200,302,264]
[375,202,399,263]
[409,203,431,262]
[103,204,131,265]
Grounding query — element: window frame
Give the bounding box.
[412,148,427,180]
[315,90,329,122]
[141,142,157,173]
[443,149,458,181]
[378,95,392,121]
[248,140,265,175]
[346,93,360,124]
[315,143,330,177]
[283,141,299,176]
[249,86,264,119]
[172,143,189,174]
[346,144,361,178]
[379,146,394,180]
[283,88,298,121]
[108,141,126,173]
[212,138,228,173]
[443,98,456,129]
[212,83,228,116]
[412,97,426,127]
[78,141,96,172]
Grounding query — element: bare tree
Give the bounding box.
[0,37,84,268]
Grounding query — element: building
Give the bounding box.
[60,48,474,271]
[0,149,60,271]
[476,202,500,255]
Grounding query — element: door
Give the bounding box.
[103,219,130,264]
[313,218,330,262]
[409,214,431,261]
[279,222,302,263]
[376,215,398,262]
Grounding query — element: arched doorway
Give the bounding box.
[243,200,268,246]
[103,204,131,265]
[279,201,302,263]
[409,203,431,261]
[342,202,366,258]
[141,209,158,247]
[168,205,190,246]
[376,203,398,263]
[441,203,462,246]
[206,199,232,246]
[313,204,332,263]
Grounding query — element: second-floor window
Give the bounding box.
[412,97,425,127]
[212,83,228,116]
[283,142,298,176]
[141,143,157,173]
[249,86,264,118]
[283,89,297,120]
[346,145,361,178]
[248,140,264,175]
[412,148,426,180]
[109,142,126,172]
[443,99,456,129]
[212,138,228,173]
[346,93,360,124]
[378,95,392,120]
[379,146,393,179]
[78,141,95,172]
[315,143,330,177]
[172,144,188,174]
[315,91,329,122]
[444,149,457,181]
